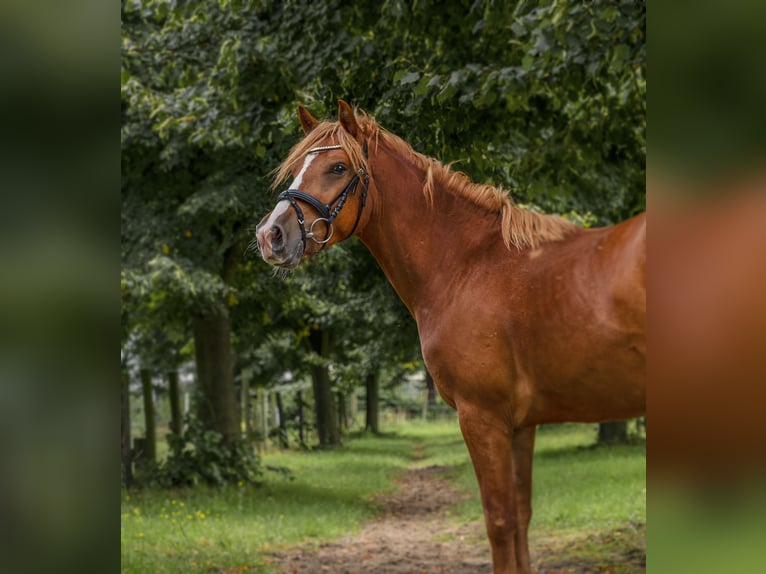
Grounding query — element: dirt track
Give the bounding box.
[271,456,645,574]
[274,464,492,574]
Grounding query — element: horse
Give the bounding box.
[255,100,646,574]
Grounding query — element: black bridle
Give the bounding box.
[276,142,369,252]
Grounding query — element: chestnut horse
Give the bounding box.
[255,101,645,574]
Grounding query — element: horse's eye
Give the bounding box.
[330,164,346,175]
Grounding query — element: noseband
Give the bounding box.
[276,142,369,252]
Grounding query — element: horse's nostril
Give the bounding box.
[271,225,284,247]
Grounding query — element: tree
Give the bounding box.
[306,327,340,446]
[121,0,284,451]
[364,371,380,434]
[166,370,183,439]
[598,420,629,445]
[139,368,157,464]
[293,0,645,223]
[120,366,133,487]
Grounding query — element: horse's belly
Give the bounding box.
[522,342,646,425]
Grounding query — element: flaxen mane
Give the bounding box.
[273,109,578,250]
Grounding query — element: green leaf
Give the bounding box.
[400,71,420,85]
[413,74,432,96]
[611,44,631,71]
[511,21,526,37]
[522,54,534,70]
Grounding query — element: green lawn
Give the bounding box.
[121,428,415,573]
[121,418,645,573]
[448,423,646,533]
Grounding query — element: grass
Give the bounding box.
[121,418,645,573]
[121,429,416,573]
[648,481,766,574]
[439,421,646,573]
[400,419,645,533]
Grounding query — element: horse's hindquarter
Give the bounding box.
[421,215,646,427]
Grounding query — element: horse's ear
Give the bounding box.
[337,100,359,138]
[298,105,319,134]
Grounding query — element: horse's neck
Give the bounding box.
[357,145,508,317]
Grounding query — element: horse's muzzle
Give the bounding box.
[255,218,303,268]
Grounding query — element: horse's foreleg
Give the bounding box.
[458,407,520,574]
[512,425,536,574]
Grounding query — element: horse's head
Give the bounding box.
[255,100,370,269]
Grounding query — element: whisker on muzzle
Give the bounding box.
[245,236,261,256]
[272,267,291,280]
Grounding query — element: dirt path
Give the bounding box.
[274,463,492,574]
[271,445,645,574]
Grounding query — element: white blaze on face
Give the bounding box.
[291,152,316,190]
[261,199,291,232]
[262,153,317,230]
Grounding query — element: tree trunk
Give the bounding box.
[296,390,306,447]
[121,369,133,488]
[598,420,629,445]
[193,310,239,446]
[422,369,437,420]
[139,368,156,464]
[337,391,347,433]
[241,370,252,439]
[167,370,182,438]
[308,328,340,447]
[275,392,288,448]
[365,371,380,434]
[425,369,437,406]
[253,389,268,452]
[349,389,358,427]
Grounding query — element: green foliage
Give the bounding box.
[273,242,421,394]
[651,1,766,181]
[296,0,646,223]
[150,415,261,487]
